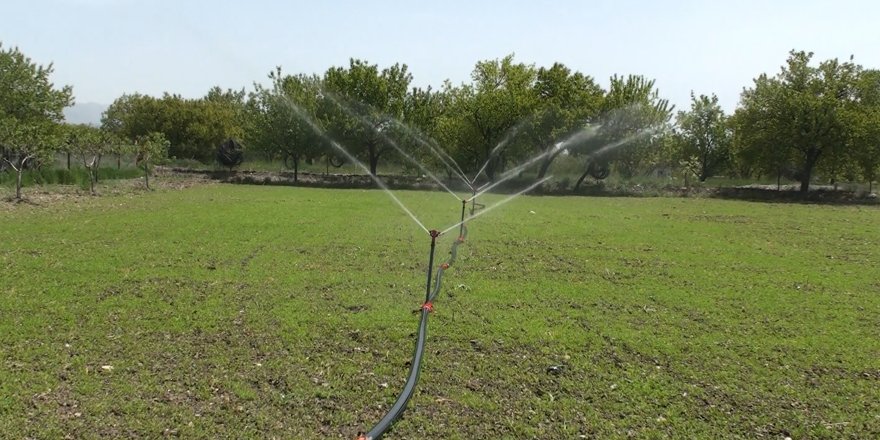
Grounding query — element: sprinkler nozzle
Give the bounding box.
[429,230,441,239]
[421,301,434,312]
[440,263,449,270]
[355,433,369,440]
[457,236,465,243]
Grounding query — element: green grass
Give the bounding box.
[1,185,878,439]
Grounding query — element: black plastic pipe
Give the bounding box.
[358,226,467,440]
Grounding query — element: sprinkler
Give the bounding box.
[469,192,485,216]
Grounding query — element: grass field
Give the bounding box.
[1,184,878,439]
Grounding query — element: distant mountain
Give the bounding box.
[63,102,107,126]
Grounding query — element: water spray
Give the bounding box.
[279,98,430,234]
[443,176,552,236]
[322,91,462,201]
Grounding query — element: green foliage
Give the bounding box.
[321,59,413,175]
[674,93,731,181]
[595,75,673,177]
[849,69,880,189]
[134,131,169,189]
[446,54,539,180]
[102,89,245,162]
[529,63,605,178]
[733,51,862,193]
[63,124,129,194]
[245,68,324,179]
[0,42,73,198]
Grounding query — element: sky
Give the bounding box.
[5,0,880,117]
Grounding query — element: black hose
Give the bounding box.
[359,225,468,440]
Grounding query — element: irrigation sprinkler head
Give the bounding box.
[429,229,441,239]
[440,263,449,270]
[355,433,370,440]
[457,236,465,243]
[421,301,434,312]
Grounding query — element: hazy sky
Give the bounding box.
[5,0,879,113]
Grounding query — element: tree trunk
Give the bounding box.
[799,174,811,193]
[777,172,781,191]
[799,149,821,194]
[699,164,709,182]
[67,152,71,170]
[15,167,23,200]
[536,148,564,180]
[574,169,590,191]
[117,154,121,170]
[89,167,96,196]
[144,166,150,190]
[485,157,497,182]
[368,142,379,176]
[293,154,299,183]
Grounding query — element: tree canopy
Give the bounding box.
[0,43,73,199]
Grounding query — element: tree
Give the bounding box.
[246,68,325,181]
[734,51,861,193]
[102,91,244,162]
[572,75,672,189]
[456,54,538,181]
[851,69,880,192]
[529,63,604,179]
[322,59,412,176]
[0,43,73,199]
[65,124,124,195]
[134,132,169,189]
[675,93,731,182]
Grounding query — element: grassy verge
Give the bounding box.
[1,185,878,438]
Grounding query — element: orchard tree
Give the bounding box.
[530,62,604,179]
[322,59,412,176]
[851,69,880,192]
[65,124,124,195]
[573,75,672,189]
[456,54,538,181]
[134,131,169,189]
[247,68,324,181]
[399,86,451,176]
[734,50,861,193]
[0,43,73,199]
[103,91,244,162]
[675,93,731,182]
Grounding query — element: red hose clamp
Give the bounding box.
[422,301,434,312]
[440,263,449,270]
[457,236,465,243]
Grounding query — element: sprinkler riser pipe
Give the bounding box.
[425,230,440,302]
[470,190,477,216]
[459,200,467,238]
